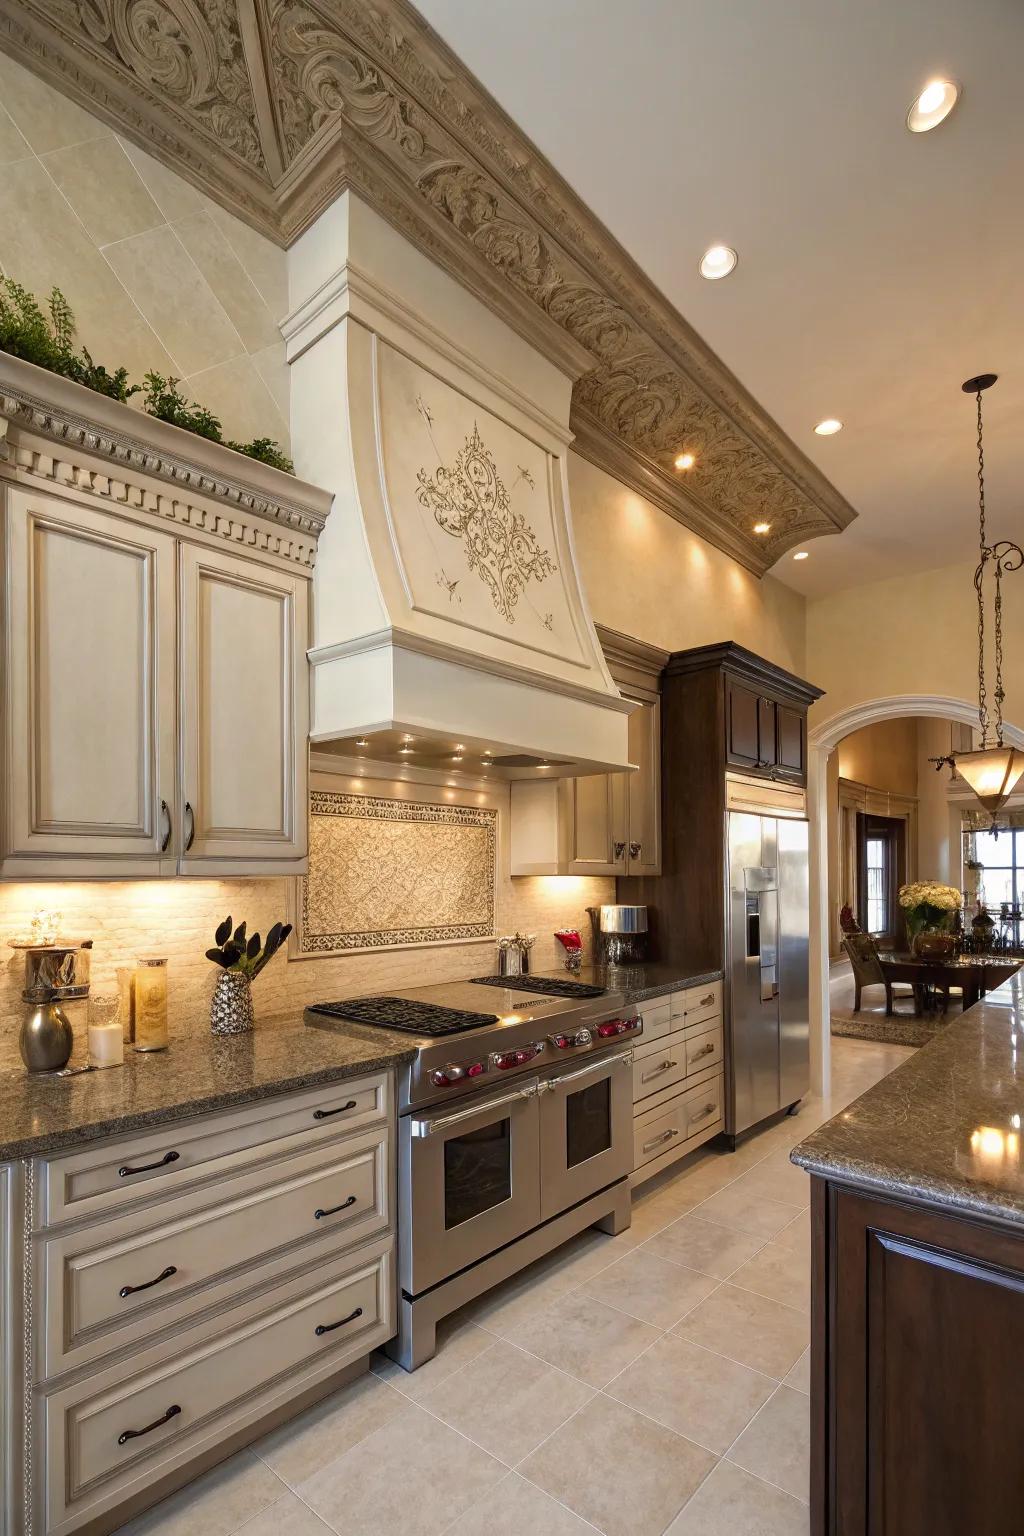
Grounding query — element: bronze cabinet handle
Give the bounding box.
[119,1265,177,1299]
[159,799,172,853]
[313,1100,357,1121]
[314,1194,357,1221]
[629,841,642,859]
[118,1404,181,1446]
[692,1102,718,1122]
[184,801,195,852]
[613,841,626,859]
[642,1127,679,1153]
[692,1042,716,1060]
[315,1305,363,1337]
[118,1150,180,1178]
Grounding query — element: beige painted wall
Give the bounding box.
[836,718,919,797]
[569,454,807,674]
[0,53,289,449]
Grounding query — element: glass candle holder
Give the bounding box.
[116,965,136,1044]
[134,957,169,1052]
[88,995,124,1069]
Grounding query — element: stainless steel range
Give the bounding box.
[306,975,641,1369]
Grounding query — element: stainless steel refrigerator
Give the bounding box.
[726,808,810,1138]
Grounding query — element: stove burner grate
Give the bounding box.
[469,975,606,998]
[306,996,500,1037]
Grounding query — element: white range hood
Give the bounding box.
[283,194,632,778]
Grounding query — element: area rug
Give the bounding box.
[829,1007,954,1049]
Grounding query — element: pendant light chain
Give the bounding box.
[974,386,990,745]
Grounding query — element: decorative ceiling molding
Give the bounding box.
[0,0,858,575]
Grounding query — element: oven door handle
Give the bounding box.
[542,1052,633,1093]
[409,1083,539,1137]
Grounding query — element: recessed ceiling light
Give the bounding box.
[793,550,809,561]
[907,78,959,133]
[753,522,771,535]
[674,451,696,471]
[814,418,843,436]
[699,244,738,280]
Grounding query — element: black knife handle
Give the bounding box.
[315,1306,363,1337]
[118,1150,180,1178]
[313,1101,356,1120]
[314,1195,357,1221]
[120,1265,178,1299]
[117,1404,181,1446]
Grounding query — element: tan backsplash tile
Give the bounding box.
[0,51,110,155]
[42,136,164,249]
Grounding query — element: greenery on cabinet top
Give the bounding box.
[0,278,293,473]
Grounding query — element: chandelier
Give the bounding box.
[932,374,1023,823]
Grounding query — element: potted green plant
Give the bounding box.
[897,882,962,958]
[206,916,292,1035]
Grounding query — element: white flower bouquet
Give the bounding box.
[897,881,962,941]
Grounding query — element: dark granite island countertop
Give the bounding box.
[793,969,1024,1227]
[0,1013,416,1163]
[534,963,723,1004]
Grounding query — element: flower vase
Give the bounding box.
[911,930,956,959]
[210,971,254,1036]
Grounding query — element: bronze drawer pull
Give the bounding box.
[691,1101,718,1122]
[184,801,195,852]
[120,1265,177,1299]
[315,1305,363,1337]
[118,1150,179,1178]
[117,1404,181,1446]
[159,800,171,853]
[314,1194,357,1221]
[698,994,715,1007]
[641,1059,677,1083]
[643,1128,680,1154]
[692,1042,716,1060]
[313,1100,357,1121]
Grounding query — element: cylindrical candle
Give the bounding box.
[116,966,136,1044]
[134,957,169,1052]
[88,995,123,1069]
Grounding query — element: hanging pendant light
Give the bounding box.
[932,375,1024,823]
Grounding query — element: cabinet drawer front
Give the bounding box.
[635,1002,670,1044]
[633,1032,687,1102]
[684,1024,723,1078]
[681,1073,724,1138]
[669,990,687,1021]
[45,1239,392,1531]
[39,1074,389,1227]
[684,981,722,1025]
[633,1102,687,1168]
[42,1130,389,1378]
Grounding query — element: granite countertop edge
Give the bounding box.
[789,1141,1024,1230]
[560,964,723,1003]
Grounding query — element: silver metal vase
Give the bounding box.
[20,1000,74,1072]
[210,971,255,1036]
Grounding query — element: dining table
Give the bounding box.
[879,953,1022,1016]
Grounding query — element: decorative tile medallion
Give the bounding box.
[301,791,497,952]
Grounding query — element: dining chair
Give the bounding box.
[843,934,916,1016]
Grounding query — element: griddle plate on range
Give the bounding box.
[306,996,500,1037]
[469,975,606,999]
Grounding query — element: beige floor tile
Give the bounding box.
[468,1229,624,1331]
[233,1491,335,1534]
[419,1339,593,1464]
[43,137,164,247]
[371,1314,495,1401]
[0,52,110,154]
[520,1393,715,1536]
[297,1403,505,1535]
[111,1449,285,1536]
[583,1248,718,1329]
[497,1287,662,1388]
[446,1472,603,1535]
[784,1348,811,1395]
[103,225,244,375]
[774,1209,812,1254]
[695,1184,804,1240]
[727,1386,811,1502]
[731,1241,812,1312]
[673,1283,808,1380]
[728,1153,812,1208]
[252,1371,407,1487]
[644,1213,766,1279]
[607,1333,775,1455]
[665,1459,810,1535]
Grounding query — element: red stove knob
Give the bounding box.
[429,1069,452,1087]
[492,1051,517,1070]
[551,1033,572,1050]
[596,1020,620,1038]
[466,1062,485,1078]
[515,1047,536,1065]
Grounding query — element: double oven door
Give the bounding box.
[399,1047,633,1296]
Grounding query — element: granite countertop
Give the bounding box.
[540,962,723,1004]
[792,970,1024,1227]
[0,1012,416,1163]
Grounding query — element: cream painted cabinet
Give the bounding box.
[2,491,312,879]
[1,491,178,877]
[564,769,628,876]
[179,546,308,870]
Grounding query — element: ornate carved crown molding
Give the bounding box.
[0,0,857,575]
[0,354,332,568]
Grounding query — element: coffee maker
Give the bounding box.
[587,905,648,965]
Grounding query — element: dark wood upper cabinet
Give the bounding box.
[726,680,761,768]
[721,653,817,782]
[776,704,806,778]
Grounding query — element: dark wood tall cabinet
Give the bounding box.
[619,642,822,971]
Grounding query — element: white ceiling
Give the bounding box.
[413,0,1024,597]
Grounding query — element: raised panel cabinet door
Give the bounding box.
[179,545,309,869]
[2,490,176,872]
[625,691,661,876]
[776,705,806,777]
[757,695,777,768]
[567,771,627,875]
[726,680,761,769]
